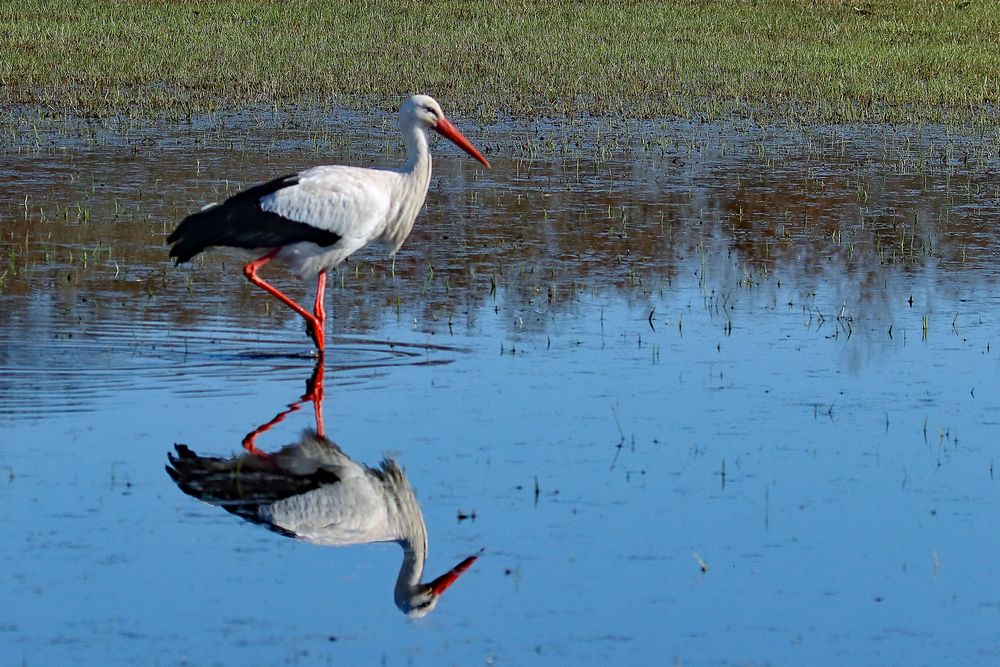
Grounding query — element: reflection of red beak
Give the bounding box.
[428,552,481,596]
[433,117,492,169]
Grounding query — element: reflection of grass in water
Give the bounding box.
[2,0,999,123]
[1,119,997,351]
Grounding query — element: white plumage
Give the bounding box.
[168,94,491,353]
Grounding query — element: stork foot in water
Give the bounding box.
[307,271,327,351]
[241,250,327,354]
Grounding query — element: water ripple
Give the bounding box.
[0,318,464,421]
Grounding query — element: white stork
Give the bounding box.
[168,95,491,353]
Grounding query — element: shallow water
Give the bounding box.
[2,111,1000,665]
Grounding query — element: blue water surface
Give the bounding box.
[2,115,1000,665]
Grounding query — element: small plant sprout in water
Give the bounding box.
[692,551,709,573]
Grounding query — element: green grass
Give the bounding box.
[1,1,999,123]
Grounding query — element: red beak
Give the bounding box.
[434,117,491,169]
[428,552,480,596]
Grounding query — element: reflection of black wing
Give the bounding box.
[166,443,341,536]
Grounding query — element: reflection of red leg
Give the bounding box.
[306,360,326,437]
[241,360,326,455]
[242,251,324,352]
[242,435,273,458]
[242,406,298,455]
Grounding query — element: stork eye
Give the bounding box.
[422,105,439,119]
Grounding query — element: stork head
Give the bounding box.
[396,551,480,618]
[400,95,491,168]
[402,94,446,129]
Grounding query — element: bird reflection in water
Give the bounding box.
[166,361,479,617]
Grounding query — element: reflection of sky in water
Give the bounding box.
[2,116,1000,664]
[3,272,1000,664]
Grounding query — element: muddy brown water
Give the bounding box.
[2,110,1000,665]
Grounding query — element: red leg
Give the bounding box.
[310,271,327,353]
[242,251,323,352]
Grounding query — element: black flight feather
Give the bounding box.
[167,174,341,263]
[166,443,341,537]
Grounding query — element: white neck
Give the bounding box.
[393,533,428,607]
[381,124,433,253]
[401,124,431,175]
[381,462,430,605]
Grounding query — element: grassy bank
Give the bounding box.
[2,0,999,123]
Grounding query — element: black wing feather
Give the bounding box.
[167,174,341,263]
[166,443,341,535]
